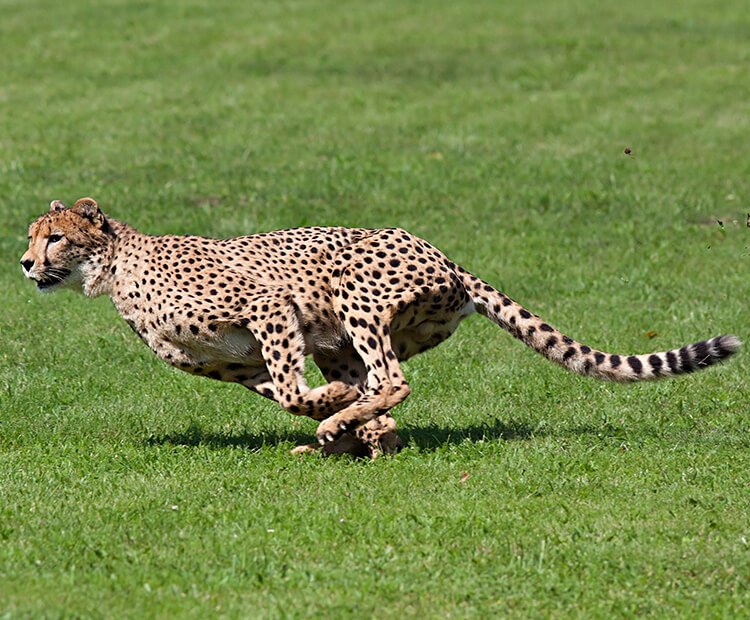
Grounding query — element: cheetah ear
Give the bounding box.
[49,200,69,212]
[73,197,104,225]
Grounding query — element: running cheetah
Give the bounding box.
[20,198,740,457]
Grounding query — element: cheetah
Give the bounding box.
[21,198,740,457]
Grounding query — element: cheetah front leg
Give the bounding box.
[291,416,401,458]
[290,348,403,459]
[315,322,411,446]
[230,369,371,456]
[243,292,361,420]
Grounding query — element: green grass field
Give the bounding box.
[2,0,750,616]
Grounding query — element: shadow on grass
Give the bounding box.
[146,418,747,455]
[400,418,544,449]
[145,418,554,453]
[145,423,314,452]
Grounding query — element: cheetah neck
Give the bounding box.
[80,218,138,299]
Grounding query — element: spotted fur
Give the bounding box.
[21,198,740,456]
[460,268,739,382]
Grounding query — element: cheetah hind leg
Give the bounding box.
[354,412,403,459]
[291,413,402,459]
[291,348,403,459]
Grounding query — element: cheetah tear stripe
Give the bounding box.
[459,270,740,382]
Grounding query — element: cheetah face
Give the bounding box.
[20,198,109,293]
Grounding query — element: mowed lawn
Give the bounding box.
[1,0,750,616]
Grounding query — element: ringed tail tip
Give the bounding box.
[715,334,741,358]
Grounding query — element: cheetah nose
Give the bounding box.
[21,258,34,272]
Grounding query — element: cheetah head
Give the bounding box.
[21,197,111,294]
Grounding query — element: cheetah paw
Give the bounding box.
[291,444,319,455]
[315,417,356,445]
[292,434,371,458]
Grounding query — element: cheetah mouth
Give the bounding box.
[35,269,70,291]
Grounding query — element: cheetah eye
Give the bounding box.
[48,234,63,243]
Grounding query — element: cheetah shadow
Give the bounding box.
[145,424,314,452]
[400,420,637,450]
[399,419,543,449]
[145,418,552,453]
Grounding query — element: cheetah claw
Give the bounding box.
[316,418,350,444]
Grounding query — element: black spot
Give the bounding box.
[594,352,605,365]
[666,351,679,373]
[562,346,576,361]
[627,356,642,374]
[544,336,557,350]
[580,345,591,354]
[208,371,222,380]
[562,336,573,345]
[540,323,553,332]
[648,354,662,375]
[519,309,531,319]
[610,354,621,368]
[189,325,199,335]
[367,337,378,350]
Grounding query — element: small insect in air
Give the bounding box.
[624,147,633,157]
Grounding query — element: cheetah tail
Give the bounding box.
[458,269,740,382]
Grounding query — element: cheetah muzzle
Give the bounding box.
[21,198,741,458]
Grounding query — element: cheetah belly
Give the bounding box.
[391,301,475,360]
[303,321,350,356]
[155,324,268,383]
[177,325,263,365]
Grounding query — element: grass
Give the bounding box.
[1,0,750,616]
